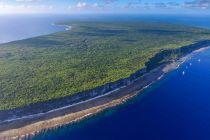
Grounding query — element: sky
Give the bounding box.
[0,0,210,14]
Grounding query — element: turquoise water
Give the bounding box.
[1,14,210,140]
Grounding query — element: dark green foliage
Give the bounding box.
[0,22,210,110]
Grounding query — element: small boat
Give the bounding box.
[182,71,185,75]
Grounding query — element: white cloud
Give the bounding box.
[0,2,54,14]
[68,2,100,11]
[93,3,98,7]
[16,0,41,2]
[183,0,210,9]
[76,2,87,8]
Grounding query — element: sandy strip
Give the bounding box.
[0,86,126,124]
[0,92,138,140]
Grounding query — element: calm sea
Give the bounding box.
[0,15,72,44]
[1,14,210,140]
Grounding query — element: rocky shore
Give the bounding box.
[0,40,210,139]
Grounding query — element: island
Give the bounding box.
[0,21,210,139]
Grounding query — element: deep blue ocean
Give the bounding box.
[1,14,210,140]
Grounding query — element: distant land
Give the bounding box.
[0,21,210,138]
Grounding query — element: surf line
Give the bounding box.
[0,85,126,124]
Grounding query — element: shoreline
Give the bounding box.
[0,64,166,139]
[0,90,140,140]
[0,23,69,46]
[0,46,208,139]
[51,23,72,31]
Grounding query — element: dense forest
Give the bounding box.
[0,21,210,110]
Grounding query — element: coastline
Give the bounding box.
[0,90,139,140]
[51,23,72,31]
[0,46,209,139]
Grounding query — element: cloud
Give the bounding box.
[16,0,41,2]
[76,2,87,8]
[69,1,101,10]
[152,2,181,9]
[1,0,210,14]
[101,0,209,10]
[123,1,180,10]
[153,3,168,8]
[184,0,210,9]
[124,0,144,9]
[101,0,118,4]
[0,2,54,14]
[92,3,98,7]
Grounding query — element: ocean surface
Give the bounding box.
[1,14,210,140]
[0,15,71,44]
